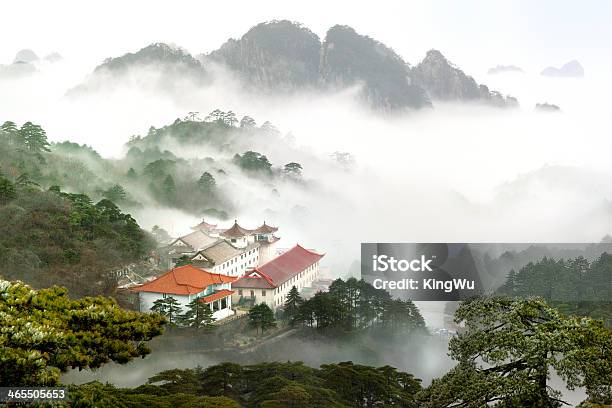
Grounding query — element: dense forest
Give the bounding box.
[67,361,422,407]
[497,254,612,326]
[50,296,612,407]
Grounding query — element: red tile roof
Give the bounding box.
[131,265,235,295]
[198,289,234,303]
[231,276,275,289]
[221,220,254,238]
[233,244,324,289]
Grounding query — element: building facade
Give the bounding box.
[165,219,281,276]
[231,244,324,309]
[131,264,236,321]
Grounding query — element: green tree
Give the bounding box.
[1,121,19,144]
[248,303,277,334]
[283,162,303,179]
[126,167,138,179]
[197,171,216,194]
[102,184,127,203]
[233,151,273,174]
[284,286,303,326]
[151,297,182,326]
[239,115,257,129]
[0,280,164,386]
[180,298,215,331]
[418,296,612,407]
[15,173,39,188]
[0,175,16,205]
[19,121,51,153]
[161,174,177,203]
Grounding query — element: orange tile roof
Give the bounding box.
[131,264,235,295]
[198,289,234,303]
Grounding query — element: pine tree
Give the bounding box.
[0,175,17,205]
[0,121,18,144]
[161,175,176,204]
[180,298,215,331]
[126,167,137,179]
[248,303,276,334]
[197,172,216,194]
[164,297,182,326]
[284,286,302,326]
[151,297,182,326]
[19,121,50,153]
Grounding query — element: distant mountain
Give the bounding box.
[541,60,584,77]
[535,102,561,112]
[207,21,514,110]
[68,43,206,95]
[320,25,429,109]
[412,50,517,107]
[487,65,524,75]
[13,49,39,64]
[44,52,63,63]
[94,43,203,74]
[207,21,321,92]
[207,21,429,109]
[0,61,37,79]
[71,21,517,110]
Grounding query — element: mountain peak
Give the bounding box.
[95,42,202,73]
[413,49,516,106]
[541,60,584,77]
[13,49,39,64]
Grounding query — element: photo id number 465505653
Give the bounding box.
[0,387,67,402]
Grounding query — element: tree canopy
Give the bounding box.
[418,296,612,407]
[0,280,164,386]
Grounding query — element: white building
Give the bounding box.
[231,244,324,309]
[167,219,281,276]
[131,264,236,320]
[190,239,260,277]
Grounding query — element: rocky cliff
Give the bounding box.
[412,50,517,107]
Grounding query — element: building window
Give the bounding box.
[250,290,254,299]
[221,297,227,309]
[213,301,220,311]
[262,290,266,297]
[238,290,243,296]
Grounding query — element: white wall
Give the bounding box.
[232,260,321,310]
[211,247,259,277]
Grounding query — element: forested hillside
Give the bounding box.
[0,113,305,220]
[498,254,612,326]
[67,361,422,407]
[0,121,155,296]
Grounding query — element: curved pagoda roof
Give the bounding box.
[220,220,254,238]
[191,219,217,231]
[253,221,278,234]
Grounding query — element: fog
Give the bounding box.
[2,38,610,406]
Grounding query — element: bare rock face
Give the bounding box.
[320,25,430,110]
[412,50,481,101]
[207,21,430,110]
[412,50,517,107]
[541,60,584,77]
[207,20,321,92]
